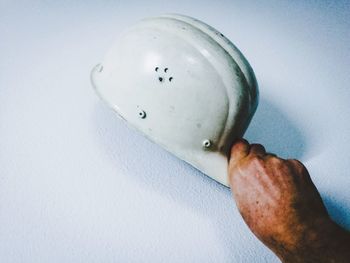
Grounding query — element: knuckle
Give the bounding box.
[250,155,265,167]
[286,159,310,179]
[237,138,249,144]
[268,156,284,165]
[289,158,301,164]
[234,138,249,147]
[250,143,265,152]
[288,159,306,170]
[230,139,249,153]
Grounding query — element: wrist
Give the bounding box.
[279,217,350,263]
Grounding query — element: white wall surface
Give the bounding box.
[0,1,349,262]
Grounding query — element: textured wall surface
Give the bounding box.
[1,1,349,262]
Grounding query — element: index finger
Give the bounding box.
[228,138,250,168]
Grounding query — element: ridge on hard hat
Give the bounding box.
[91,14,259,187]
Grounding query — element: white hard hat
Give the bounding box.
[91,14,259,187]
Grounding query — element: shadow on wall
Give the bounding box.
[92,93,350,258]
[91,96,311,261]
[245,96,307,160]
[93,101,274,261]
[323,195,350,230]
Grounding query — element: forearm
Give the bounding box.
[278,219,350,263]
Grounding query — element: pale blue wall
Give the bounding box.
[1,1,349,262]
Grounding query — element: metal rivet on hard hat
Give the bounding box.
[202,139,212,148]
[138,110,146,119]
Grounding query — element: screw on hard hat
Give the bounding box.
[138,110,146,119]
[202,139,212,149]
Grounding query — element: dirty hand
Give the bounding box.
[228,139,350,263]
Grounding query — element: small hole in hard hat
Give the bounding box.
[169,77,173,82]
[159,77,163,82]
[164,68,168,73]
[155,67,159,72]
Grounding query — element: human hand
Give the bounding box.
[228,139,350,262]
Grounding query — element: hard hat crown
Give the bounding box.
[91,14,259,186]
